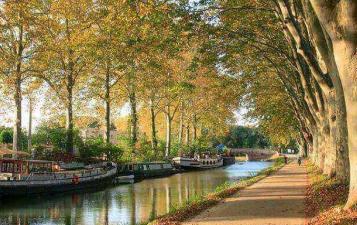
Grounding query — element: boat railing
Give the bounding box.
[19,167,108,181]
[25,172,34,181]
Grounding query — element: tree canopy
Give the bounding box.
[0,0,356,209]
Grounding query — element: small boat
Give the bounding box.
[0,159,117,198]
[117,162,175,181]
[172,156,223,170]
[115,175,135,184]
[222,156,236,166]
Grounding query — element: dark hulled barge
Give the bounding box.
[117,162,175,181]
[0,158,117,198]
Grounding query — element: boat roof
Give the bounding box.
[0,158,55,163]
[0,149,30,156]
[124,161,171,165]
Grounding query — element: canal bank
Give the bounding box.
[0,161,273,225]
[151,157,285,225]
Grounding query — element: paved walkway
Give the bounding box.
[183,162,309,225]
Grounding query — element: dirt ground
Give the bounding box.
[182,162,309,225]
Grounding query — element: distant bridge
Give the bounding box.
[229,148,279,161]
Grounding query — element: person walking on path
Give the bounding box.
[298,156,302,166]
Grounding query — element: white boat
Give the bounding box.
[115,175,135,184]
[172,156,223,170]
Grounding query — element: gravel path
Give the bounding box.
[182,162,308,225]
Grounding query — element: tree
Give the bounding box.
[23,78,42,153]
[191,0,356,208]
[307,0,357,209]
[0,1,39,151]
[34,0,96,153]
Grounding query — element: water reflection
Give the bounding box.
[0,161,272,225]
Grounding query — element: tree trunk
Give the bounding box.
[302,0,350,182]
[150,98,158,151]
[28,97,33,155]
[129,89,138,146]
[65,18,75,154]
[165,106,172,158]
[12,23,24,153]
[185,124,190,146]
[66,85,74,154]
[178,104,184,146]
[309,0,357,209]
[13,76,22,153]
[334,86,350,182]
[105,67,111,145]
[192,114,197,142]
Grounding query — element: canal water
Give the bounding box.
[0,161,272,225]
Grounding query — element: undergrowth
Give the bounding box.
[305,162,357,225]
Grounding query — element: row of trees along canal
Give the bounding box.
[0,1,241,161]
[1,0,356,209]
[189,0,356,209]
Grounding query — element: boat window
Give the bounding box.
[129,165,133,171]
[165,164,172,169]
[1,163,7,172]
[152,164,160,170]
[14,163,19,173]
[8,163,12,172]
[143,165,147,170]
[203,161,206,165]
[162,164,169,169]
[22,164,27,173]
[9,163,14,172]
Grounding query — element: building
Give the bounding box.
[80,123,119,145]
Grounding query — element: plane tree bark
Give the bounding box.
[308,0,357,209]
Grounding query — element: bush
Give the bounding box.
[0,129,13,144]
[32,126,83,150]
[32,145,74,162]
[78,138,123,162]
[170,139,217,158]
[132,136,165,162]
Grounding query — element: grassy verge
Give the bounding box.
[305,162,357,225]
[148,157,286,225]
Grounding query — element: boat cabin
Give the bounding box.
[0,159,57,180]
[117,162,174,179]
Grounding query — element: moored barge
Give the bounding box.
[172,156,223,170]
[117,162,175,181]
[0,158,117,197]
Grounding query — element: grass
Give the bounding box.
[147,157,286,225]
[305,162,357,225]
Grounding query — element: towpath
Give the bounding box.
[182,162,309,225]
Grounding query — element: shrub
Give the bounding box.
[0,129,13,144]
[32,126,83,150]
[78,138,123,162]
[32,145,74,162]
[133,136,164,162]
